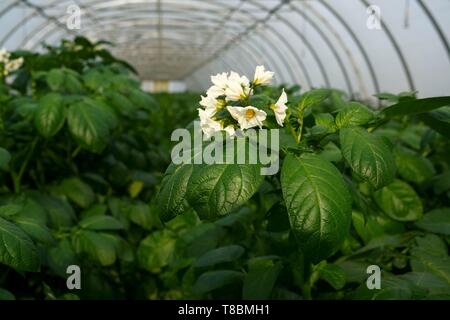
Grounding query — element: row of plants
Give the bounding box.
[0,38,449,300]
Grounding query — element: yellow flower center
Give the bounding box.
[245,109,255,120]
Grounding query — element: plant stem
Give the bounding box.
[13,138,38,193]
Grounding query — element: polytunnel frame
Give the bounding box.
[8,0,301,86]
[0,0,448,97]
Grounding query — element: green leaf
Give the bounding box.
[186,163,264,220]
[128,203,158,230]
[72,230,117,266]
[340,126,396,189]
[410,235,450,285]
[193,270,243,294]
[281,153,352,263]
[47,239,77,277]
[352,211,405,244]
[314,113,336,132]
[157,163,194,222]
[335,102,374,128]
[137,229,176,272]
[319,263,346,290]
[395,147,435,183]
[415,208,450,235]
[46,69,65,91]
[0,204,22,217]
[374,179,423,221]
[299,89,330,110]
[79,215,124,230]
[0,216,40,272]
[67,99,110,153]
[32,195,75,229]
[243,257,282,299]
[13,217,54,244]
[0,288,15,300]
[193,245,245,268]
[420,108,450,139]
[60,178,95,209]
[128,89,158,111]
[0,147,11,170]
[34,93,66,138]
[382,96,450,117]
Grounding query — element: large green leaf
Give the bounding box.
[137,229,176,272]
[382,96,450,117]
[60,178,95,209]
[193,245,245,268]
[299,89,330,110]
[410,235,450,285]
[72,230,117,266]
[67,99,110,153]
[335,102,374,128]
[157,163,194,222]
[340,126,396,189]
[281,153,352,263]
[395,147,435,183]
[0,216,40,272]
[0,288,15,300]
[193,270,243,294]
[415,208,450,235]
[186,163,264,220]
[79,215,124,231]
[34,93,66,138]
[319,263,346,290]
[13,217,54,244]
[420,108,450,139]
[352,211,405,244]
[46,69,65,91]
[47,239,78,277]
[374,180,423,221]
[243,257,282,299]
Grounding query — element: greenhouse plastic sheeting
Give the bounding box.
[1,0,449,99]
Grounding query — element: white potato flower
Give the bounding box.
[211,72,228,89]
[206,72,229,98]
[227,106,267,130]
[6,57,24,72]
[200,95,218,113]
[0,49,11,63]
[198,108,222,138]
[253,65,274,86]
[225,72,251,101]
[206,85,225,98]
[272,89,288,126]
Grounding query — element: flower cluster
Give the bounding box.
[198,66,288,138]
[0,49,24,76]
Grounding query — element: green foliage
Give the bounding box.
[0,38,449,300]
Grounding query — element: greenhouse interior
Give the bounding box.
[0,0,449,302]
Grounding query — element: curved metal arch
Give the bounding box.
[182,0,329,87]
[288,2,353,94]
[302,1,369,98]
[318,0,380,95]
[416,0,450,63]
[247,0,330,87]
[360,0,415,91]
[26,1,297,84]
[18,0,323,87]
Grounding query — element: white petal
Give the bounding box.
[227,106,244,121]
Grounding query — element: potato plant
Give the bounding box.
[0,38,449,300]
